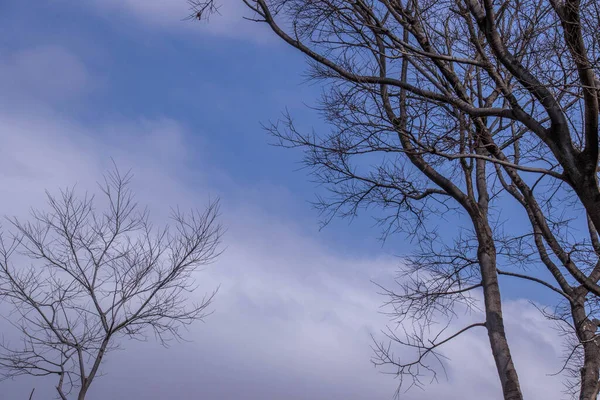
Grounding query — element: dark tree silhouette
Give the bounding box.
[193,1,600,399]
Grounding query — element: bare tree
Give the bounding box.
[192,1,600,399]
[0,168,223,399]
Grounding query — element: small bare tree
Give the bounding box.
[193,1,600,399]
[0,168,223,399]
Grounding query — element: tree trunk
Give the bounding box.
[78,387,88,400]
[475,221,524,400]
[573,178,600,235]
[571,288,600,400]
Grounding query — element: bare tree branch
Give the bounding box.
[0,166,224,399]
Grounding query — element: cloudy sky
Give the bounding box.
[0,1,570,399]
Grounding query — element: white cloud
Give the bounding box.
[0,46,572,399]
[0,45,89,105]
[0,99,570,400]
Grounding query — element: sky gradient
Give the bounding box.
[0,1,569,399]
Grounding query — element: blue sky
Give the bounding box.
[0,0,397,255]
[0,1,569,399]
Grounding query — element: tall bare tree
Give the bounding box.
[193,1,600,399]
[0,168,223,399]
